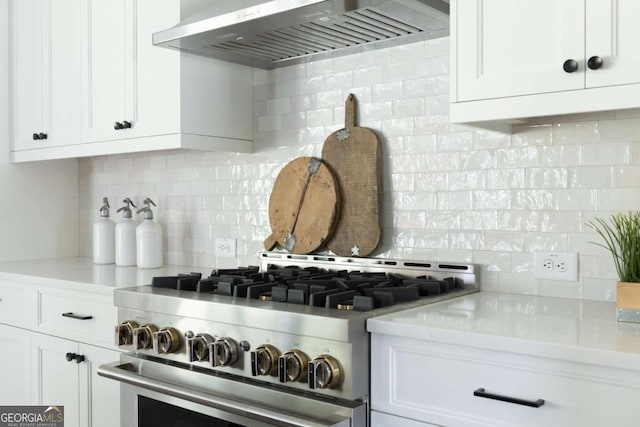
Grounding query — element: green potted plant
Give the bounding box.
[587,212,640,322]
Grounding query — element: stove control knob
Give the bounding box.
[211,337,239,367]
[133,324,158,351]
[309,355,342,390]
[187,333,214,362]
[115,320,139,346]
[278,349,309,383]
[251,344,280,376]
[153,327,181,354]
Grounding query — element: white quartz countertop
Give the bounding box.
[368,291,640,371]
[0,257,212,292]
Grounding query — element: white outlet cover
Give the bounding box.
[534,252,579,281]
[215,238,236,258]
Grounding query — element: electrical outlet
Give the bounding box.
[534,252,579,281]
[214,238,236,258]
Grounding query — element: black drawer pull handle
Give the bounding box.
[62,312,93,320]
[474,388,545,408]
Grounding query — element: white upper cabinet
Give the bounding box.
[456,0,584,101]
[10,0,253,162]
[586,0,640,88]
[81,0,253,154]
[10,0,82,151]
[83,0,128,143]
[451,0,640,131]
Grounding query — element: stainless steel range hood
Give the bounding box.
[153,0,449,69]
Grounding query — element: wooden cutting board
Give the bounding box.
[264,156,340,254]
[322,94,381,257]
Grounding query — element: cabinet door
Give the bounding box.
[456,0,585,101]
[78,344,120,427]
[10,0,44,151]
[586,0,640,88]
[0,324,32,404]
[11,0,82,151]
[32,333,80,427]
[124,0,180,139]
[83,0,127,143]
[44,0,83,147]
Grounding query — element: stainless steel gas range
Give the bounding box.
[98,252,479,427]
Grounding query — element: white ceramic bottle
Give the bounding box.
[93,197,115,264]
[115,198,137,267]
[136,198,163,269]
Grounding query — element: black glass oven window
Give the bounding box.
[138,396,245,427]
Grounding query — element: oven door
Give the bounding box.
[98,354,367,427]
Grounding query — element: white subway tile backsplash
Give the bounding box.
[449,231,484,250]
[392,98,425,118]
[496,147,538,168]
[597,189,640,211]
[383,62,415,82]
[582,278,616,302]
[437,191,472,210]
[582,142,629,165]
[512,124,552,146]
[554,189,598,210]
[484,231,525,252]
[569,166,614,188]
[447,170,485,190]
[538,280,581,299]
[353,67,383,87]
[382,117,415,137]
[77,36,639,302]
[415,172,447,191]
[540,145,581,167]
[487,169,525,189]
[598,118,640,141]
[498,272,538,295]
[523,233,568,252]
[512,189,554,210]
[473,190,511,210]
[326,71,353,90]
[552,121,599,144]
[461,211,497,230]
[473,251,511,272]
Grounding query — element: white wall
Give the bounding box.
[78,37,640,302]
[0,2,78,261]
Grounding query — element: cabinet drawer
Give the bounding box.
[0,280,37,328]
[38,289,116,347]
[371,411,433,427]
[372,334,640,427]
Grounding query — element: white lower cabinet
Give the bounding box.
[371,411,434,426]
[32,332,120,427]
[371,333,640,427]
[0,323,32,404]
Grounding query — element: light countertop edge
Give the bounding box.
[367,291,640,372]
[0,257,212,293]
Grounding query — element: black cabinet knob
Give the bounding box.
[65,352,85,363]
[33,133,39,140]
[122,120,132,129]
[38,132,47,140]
[563,59,579,73]
[587,55,603,70]
[114,121,123,130]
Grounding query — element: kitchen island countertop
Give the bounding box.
[368,291,640,372]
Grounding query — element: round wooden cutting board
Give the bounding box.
[264,156,340,254]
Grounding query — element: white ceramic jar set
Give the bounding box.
[93,197,163,268]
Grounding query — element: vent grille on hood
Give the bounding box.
[153,0,449,69]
